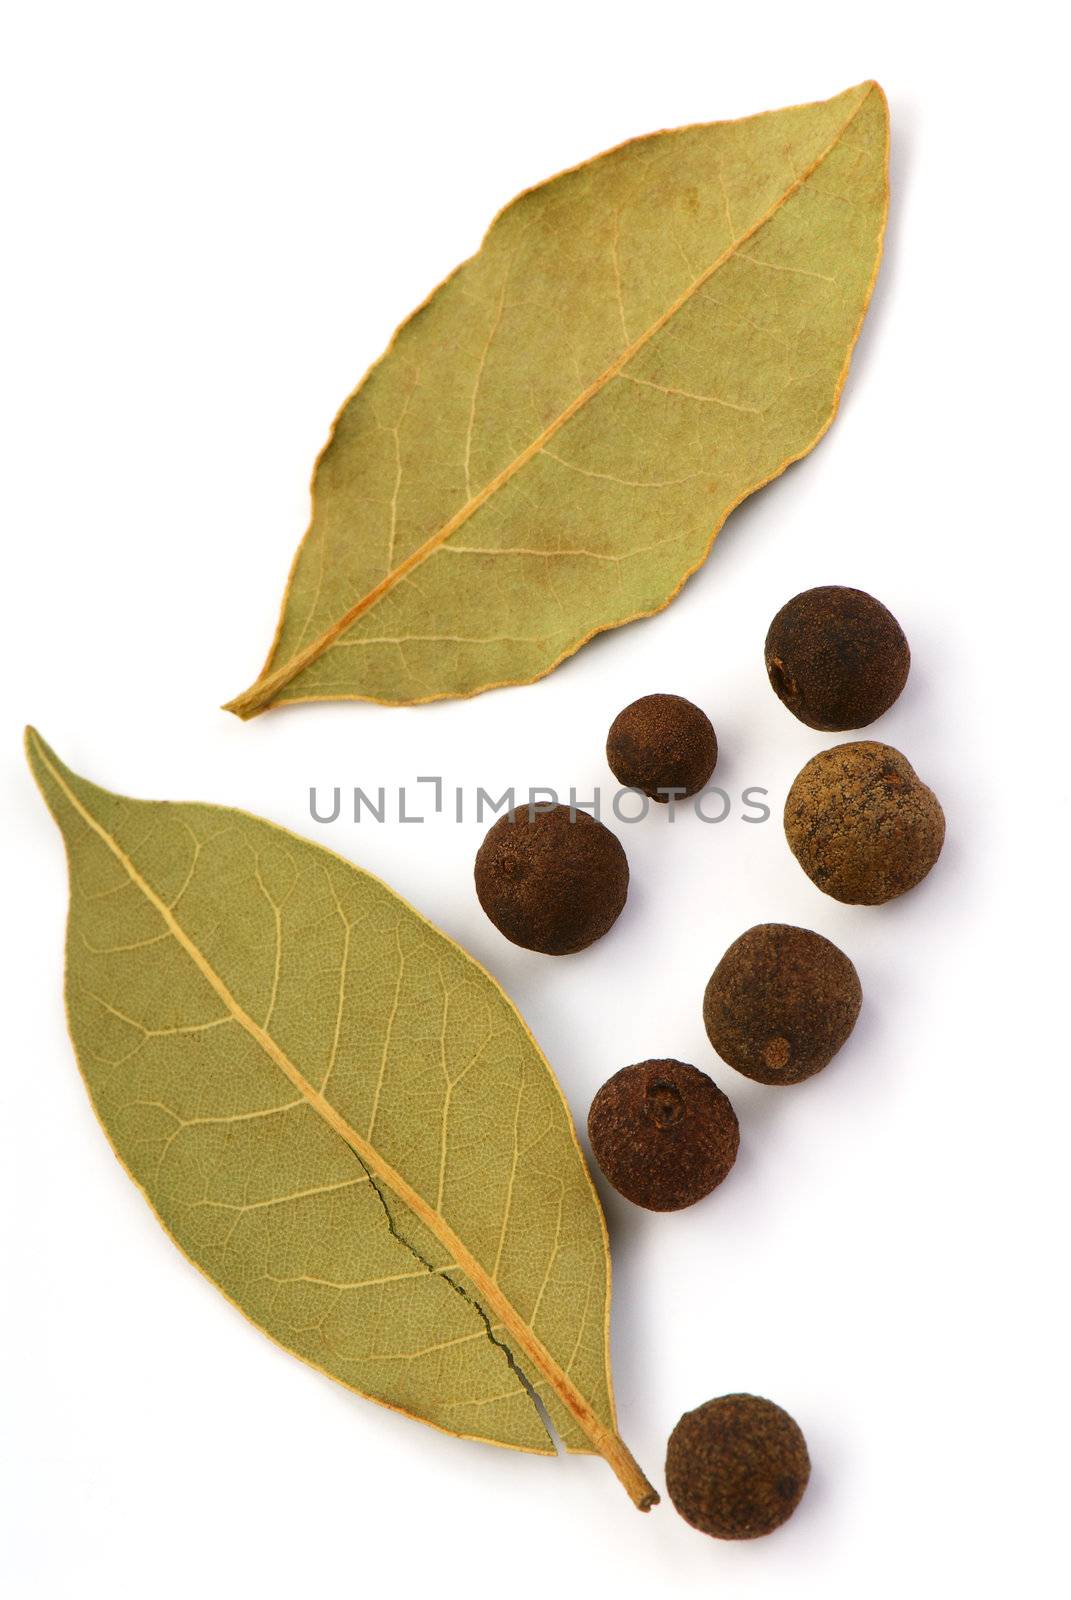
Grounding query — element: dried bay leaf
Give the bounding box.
[226,81,888,716]
[27,728,656,1508]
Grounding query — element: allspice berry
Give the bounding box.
[587,1059,738,1211]
[474,804,628,954]
[666,1394,810,1540]
[765,585,910,730]
[606,693,717,800]
[785,741,945,905]
[704,924,861,1085]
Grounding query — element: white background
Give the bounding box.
[2,3,1067,1596]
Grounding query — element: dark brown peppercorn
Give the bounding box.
[606,693,717,800]
[587,1059,738,1211]
[474,804,628,954]
[785,741,945,905]
[666,1394,810,1540]
[703,924,861,1085]
[765,586,910,730]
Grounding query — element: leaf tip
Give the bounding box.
[24,724,47,769]
[24,725,60,813]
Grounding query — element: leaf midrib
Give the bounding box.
[227,82,875,718]
[31,731,657,1506]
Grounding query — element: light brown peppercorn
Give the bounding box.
[703,924,861,1084]
[606,693,717,800]
[765,586,910,730]
[587,1059,738,1211]
[785,741,945,904]
[666,1394,810,1539]
[474,804,628,954]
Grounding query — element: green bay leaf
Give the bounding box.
[227,81,888,716]
[27,729,656,1508]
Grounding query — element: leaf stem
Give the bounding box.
[593,1431,660,1511]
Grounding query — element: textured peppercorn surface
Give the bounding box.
[765,585,910,730]
[703,923,861,1085]
[474,804,628,954]
[587,1059,738,1211]
[606,693,717,800]
[666,1394,810,1539]
[785,741,945,904]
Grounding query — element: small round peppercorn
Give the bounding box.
[474,804,628,954]
[587,1059,738,1211]
[606,693,717,801]
[765,586,910,730]
[785,741,945,905]
[666,1394,810,1540]
[703,924,861,1085]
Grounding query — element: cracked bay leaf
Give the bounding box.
[226,81,888,717]
[27,728,656,1508]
